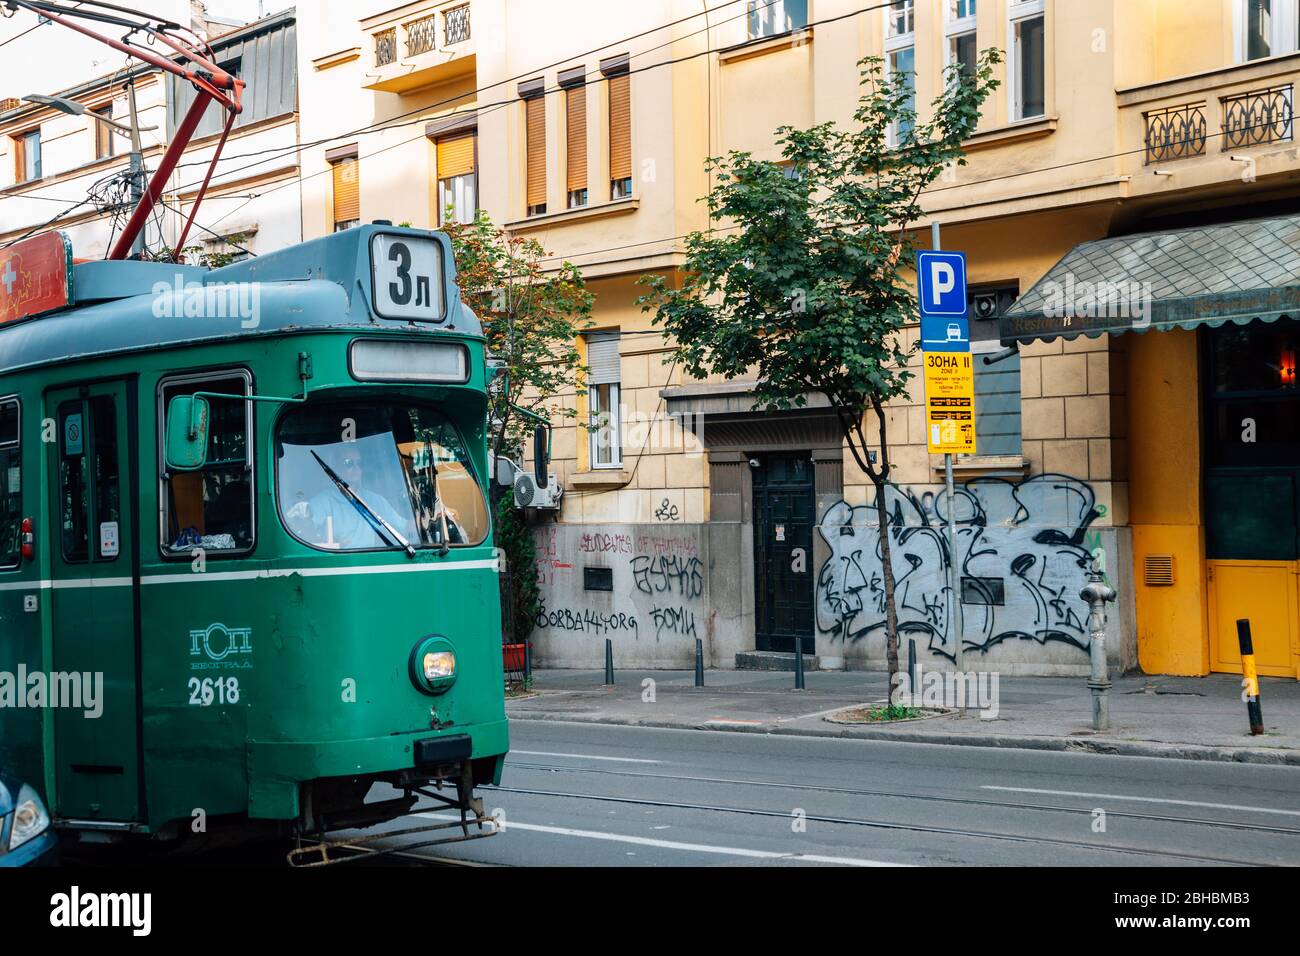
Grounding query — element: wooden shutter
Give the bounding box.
[437,132,476,179]
[332,157,360,225]
[525,94,546,208]
[566,86,587,193]
[608,73,631,183]
[587,332,621,384]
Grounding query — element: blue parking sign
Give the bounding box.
[916,250,969,352]
[916,250,968,317]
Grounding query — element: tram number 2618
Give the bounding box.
[187,676,241,707]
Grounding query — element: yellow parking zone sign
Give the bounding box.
[923,352,977,455]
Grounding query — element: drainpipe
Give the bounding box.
[1080,560,1117,732]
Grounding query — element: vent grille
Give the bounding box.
[1144,554,1175,587]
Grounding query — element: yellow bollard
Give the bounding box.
[1236,619,1265,736]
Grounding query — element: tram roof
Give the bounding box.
[0,224,482,377]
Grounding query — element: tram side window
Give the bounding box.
[0,400,19,570]
[58,396,120,563]
[160,374,254,555]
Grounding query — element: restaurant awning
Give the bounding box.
[1000,213,1300,345]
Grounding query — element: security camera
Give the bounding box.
[748,458,760,468]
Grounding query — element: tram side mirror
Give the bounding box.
[165,395,211,472]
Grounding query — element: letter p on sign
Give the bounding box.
[930,261,955,306]
[916,250,968,318]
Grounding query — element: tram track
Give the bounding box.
[504,761,1300,836]
[482,763,1296,866]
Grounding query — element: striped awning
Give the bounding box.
[1000,213,1300,345]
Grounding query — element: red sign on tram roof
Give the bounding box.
[0,231,74,326]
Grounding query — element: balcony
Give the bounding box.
[1144,102,1207,164]
[1119,53,1300,195]
[362,1,474,94]
[1220,85,1293,150]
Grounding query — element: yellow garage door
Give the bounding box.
[1207,560,1299,678]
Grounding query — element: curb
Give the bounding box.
[505,711,1300,766]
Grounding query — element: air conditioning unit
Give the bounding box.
[513,472,562,510]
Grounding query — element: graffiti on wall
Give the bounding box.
[534,527,705,644]
[816,474,1102,660]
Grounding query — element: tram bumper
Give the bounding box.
[246,718,509,820]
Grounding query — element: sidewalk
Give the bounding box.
[506,668,1300,766]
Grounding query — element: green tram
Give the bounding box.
[0,224,509,858]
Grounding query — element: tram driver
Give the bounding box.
[285,445,415,550]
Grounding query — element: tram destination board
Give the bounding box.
[370,233,447,322]
[0,231,74,326]
[924,351,977,455]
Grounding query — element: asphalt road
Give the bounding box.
[350,721,1300,867]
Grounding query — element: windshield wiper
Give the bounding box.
[424,453,450,557]
[311,451,417,559]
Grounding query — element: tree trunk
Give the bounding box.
[871,472,901,690]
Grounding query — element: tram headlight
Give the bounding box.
[9,784,50,851]
[409,636,457,696]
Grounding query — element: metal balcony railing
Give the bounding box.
[375,27,397,67]
[444,3,471,45]
[406,14,437,57]
[1144,102,1207,164]
[1221,84,1293,150]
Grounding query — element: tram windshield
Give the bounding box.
[277,403,488,552]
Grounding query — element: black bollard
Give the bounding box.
[1236,619,1265,735]
[794,639,805,690]
[604,638,615,686]
[907,639,917,706]
[694,638,704,687]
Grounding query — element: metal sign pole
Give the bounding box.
[931,221,965,678]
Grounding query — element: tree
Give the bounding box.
[444,212,593,647]
[443,211,593,467]
[640,53,1001,683]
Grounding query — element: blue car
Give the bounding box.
[0,773,57,866]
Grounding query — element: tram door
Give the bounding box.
[46,381,141,823]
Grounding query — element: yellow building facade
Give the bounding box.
[296,0,1299,679]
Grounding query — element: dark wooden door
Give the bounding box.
[753,452,815,654]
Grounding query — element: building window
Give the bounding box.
[14,129,41,183]
[436,131,478,225]
[160,372,254,556]
[523,84,547,217]
[887,0,915,39]
[1009,0,1045,120]
[884,5,915,148]
[1207,317,1300,467]
[94,104,119,160]
[562,69,588,209]
[747,0,807,40]
[0,398,20,570]
[330,150,360,232]
[203,233,253,264]
[1238,0,1300,61]
[946,0,978,82]
[968,287,1023,458]
[587,332,622,469]
[603,55,632,201]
